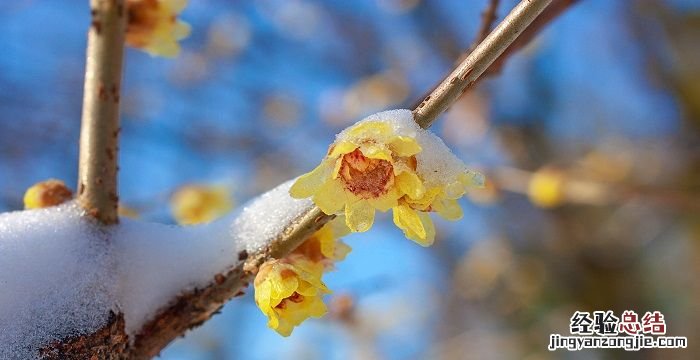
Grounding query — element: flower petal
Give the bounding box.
[345,200,375,232]
[392,204,426,240]
[390,136,422,157]
[433,198,463,221]
[359,144,392,161]
[367,188,399,212]
[313,180,347,215]
[290,161,332,198]
[416,212,436,246]
[328,141,358,158]
[395,171,425,200]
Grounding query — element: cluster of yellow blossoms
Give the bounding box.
[125,0,191,57]
[290,115,482,246]
[254,217,350,336]
[255,110,483,336]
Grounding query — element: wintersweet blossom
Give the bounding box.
[254,255,330,336]
[393,172,482,246]
[292,217,351,269]
[126,0,191,57]
[23,179,73,209]
[290,120,424,232]
[170,185,233,225]
[290,109,485,246]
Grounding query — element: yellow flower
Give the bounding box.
[527,167,565,208]
[126,0,191,57]
[392,171,482,246]
[118,203,140,219]
[290,121,423,232]
[293,217,351,268]
[23,179,73,209]
[254,256,330,336]
[171,185,233,225]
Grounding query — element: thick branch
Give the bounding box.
[77,0,126,225]
[412,0,551,128]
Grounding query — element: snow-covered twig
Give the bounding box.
[77,0,127,225]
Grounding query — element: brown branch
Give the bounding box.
[77,0,126,225]
[413,0,552,128]
[485,0,580,76]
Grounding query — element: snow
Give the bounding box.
[336,109,484,189]
[0,181,312,358]
[230,180,314,252]
[0,203,113,360]
[113,217,240,335]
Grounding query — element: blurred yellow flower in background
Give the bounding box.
[290,121,423,232]
[527,167,566,208]
[126,0,191,57]
[254,256,330,336]
[23,179,73,209]
[170,184,233,225]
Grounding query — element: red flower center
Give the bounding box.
[339,149,394,199]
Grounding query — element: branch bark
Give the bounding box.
[77,0,126,225]
[412,0,551,128]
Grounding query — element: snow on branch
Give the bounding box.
[0,181,322,359]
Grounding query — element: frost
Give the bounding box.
[0,181,311,358]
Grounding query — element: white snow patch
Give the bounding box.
[230,180,314,252]
[0,203,113,360]
[112,216,240,335]
[0,180,310,358]
[336,108,421,142]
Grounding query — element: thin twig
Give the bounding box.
[470,0,501,53]
[77,0,126,225]
[485,0,579,76]
[413,0,552,129]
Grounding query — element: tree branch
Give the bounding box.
[77,0,126,225]
[413,0,551,128]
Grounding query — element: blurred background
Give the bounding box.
[1,0,699,359]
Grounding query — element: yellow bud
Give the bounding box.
[126,0,191,57]
[527,167,566,208]
[23,179,73,209]
[170,185,233,225]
